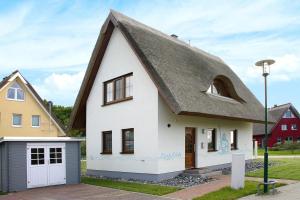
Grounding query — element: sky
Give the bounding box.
[0,0,300,109]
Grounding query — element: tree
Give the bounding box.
[43,100,86,157]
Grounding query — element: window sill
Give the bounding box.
[12,125,22,128]
[120,152,134,154]
[100,152,112,155]
[6,98,25,102]
[102,97,133,106]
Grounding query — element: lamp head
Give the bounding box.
[255,59,275,76]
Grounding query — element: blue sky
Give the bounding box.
[0,0,300,109]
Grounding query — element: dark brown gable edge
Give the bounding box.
[179,111,275,124]
[69,13,181,130]
[69,17,115,130]
[0,70,19,90]
[69,11,273,130]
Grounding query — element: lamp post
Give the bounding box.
[255,59,275,193]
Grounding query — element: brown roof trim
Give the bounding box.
[0,70,19,90]
[69,10,270,130]
[69,18,115,129]
[69,12,182,130]
[179,111,275,124]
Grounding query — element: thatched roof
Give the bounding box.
[70,10,272,129]
[0,71,66,135]
[253,103,300,136]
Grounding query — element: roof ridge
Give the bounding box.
[269,103,291,110]
[110,10,225,65]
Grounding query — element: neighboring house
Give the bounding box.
[0,70,65,137]
[0,71,81,192]
[253,103,300,147]
[70,10,268,181]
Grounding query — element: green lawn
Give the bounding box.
[0,191,7,195]
[193,181,284,200]
[247,158,300,180]
[81,160,86,175]
[81,177,180,196]
[258,148,300,156]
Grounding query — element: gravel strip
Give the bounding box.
[85,160,281,188]
[221,160,282,175]
[87,174,213,188]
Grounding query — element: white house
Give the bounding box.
[70,10,268,181]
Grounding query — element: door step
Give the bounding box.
[182,168,223,178]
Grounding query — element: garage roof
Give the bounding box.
[0,137,84,143]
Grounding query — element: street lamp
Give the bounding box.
[255,59,275,193]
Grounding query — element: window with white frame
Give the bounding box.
[291,124,298,131]
[32,115,40,127]
[12,114,22,126]
[283,110,294,118]
[7,82,24,101]
[281,124,288,131]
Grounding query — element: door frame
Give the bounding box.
[185,127,196,169]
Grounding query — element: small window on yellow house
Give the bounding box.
[32,115,40,127]
[7,82,25,101]
[12,114,22,127]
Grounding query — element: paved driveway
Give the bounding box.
[0,184,172,200]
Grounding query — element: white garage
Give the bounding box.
[0,137,82,192]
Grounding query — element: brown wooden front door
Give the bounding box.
[185,127,196,169]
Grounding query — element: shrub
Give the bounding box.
[271,142,300,153]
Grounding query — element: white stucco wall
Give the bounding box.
[86,26,254,176]
[86,28,159,174]
[158,96,253,173]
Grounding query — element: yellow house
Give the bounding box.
[0,71,65,137]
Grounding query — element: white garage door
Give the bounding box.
[27,143,66,189]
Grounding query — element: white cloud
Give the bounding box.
[232,54,300,83]
[2,0,300,106]
[0,3,31,37]
[0,1,106,70]
[32,70,85,105]
[126,0,300,84]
